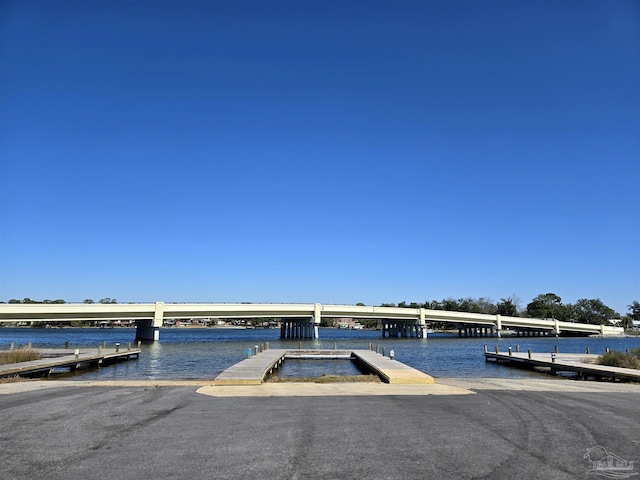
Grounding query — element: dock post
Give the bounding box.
[266,342,269,350]
[606,347,610,353]
[298,341,301,350]
[254,346,258,355]
[10,343,14,351]
[65,341,69,349]
[28,342,32,349]
[98,345,102,355]
[555,345,559,354]
[516,345,520,353]
[74,349,79,360]
[528,349,531,359]
[484,344,488,353]
[382,347,386,357]
[103,341,107,349]
[586,346,590,354]
[334,342,337,351]
[508,347,512,356]
[128,342,131,351]
[115,343,120,353]
[495,346,499,354]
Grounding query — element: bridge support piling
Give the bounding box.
[135,320,160,342]
[279,318,318,339]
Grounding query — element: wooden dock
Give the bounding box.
[0,347,141,378]
[214,349,435,385]
[485,349,640,382]
[214,349,287,385]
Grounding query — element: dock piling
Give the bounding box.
[65,341,69,349]
[586,346,590,354]
[508,347,512,356]
[555,345,559,353]
[494,346,499,354]
[74,349,79,360]
[115,343,120,353]
[528,349,531,359]
[10,343,14,351]
[516,345,520,353]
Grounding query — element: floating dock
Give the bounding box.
[485,349,640,382]
[214,349,435,385]
[0,347,141,378]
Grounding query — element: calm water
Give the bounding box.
[1,327,639,381]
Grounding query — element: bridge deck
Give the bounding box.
[485,351,640,382]
[0,347,141,378]
[214,349,435,385]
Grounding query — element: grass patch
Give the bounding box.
[0,348,43,365]
[597,348,640,370]
[267,374,381,383]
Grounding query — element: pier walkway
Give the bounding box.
[0,347,141,378]
[214,349,435,385]
[485,350,640,382]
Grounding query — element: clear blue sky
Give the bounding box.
[1,1,638,314]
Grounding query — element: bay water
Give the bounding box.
[1,327,639,381]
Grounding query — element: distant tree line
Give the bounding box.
[370,294,640,327]
[5,298,117,304]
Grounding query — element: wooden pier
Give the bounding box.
[214,348,435,385]
[485,348,640,382]
[0,347,141,378]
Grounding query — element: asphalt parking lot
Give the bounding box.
[1,380,638,480]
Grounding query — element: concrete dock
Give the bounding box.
[0,347,141,378]
[485,349,640,382]
[213,349,435,385]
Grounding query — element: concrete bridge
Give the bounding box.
[0,302,624,341]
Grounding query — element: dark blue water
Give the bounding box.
[1,327,639,380]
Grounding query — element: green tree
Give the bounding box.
[442,298,460,311]
[572,298,618,325]
[99,298,117,304]
[526,293,563,319]
[496,297,519,317]
[628,301,640,321]
[83,299,95,304]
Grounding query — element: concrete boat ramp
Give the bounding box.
[214,348,435,385]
